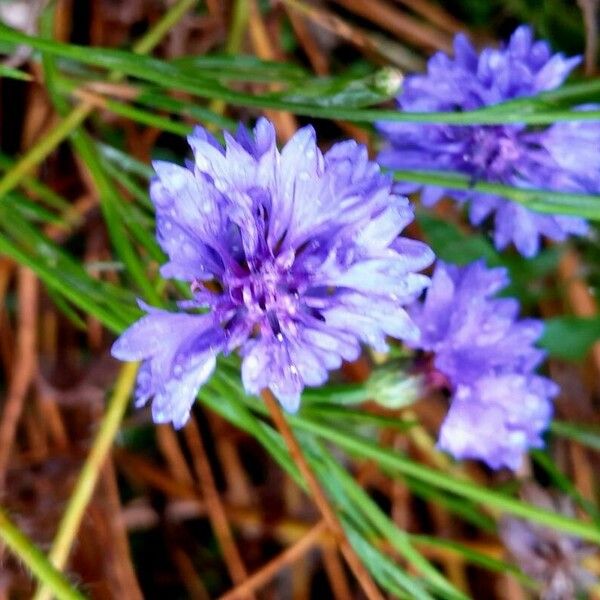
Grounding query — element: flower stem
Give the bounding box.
[0,104,89,200]
[132,0,197,55]
[262,390,385,600]
[208,0,250,121]
[392,169,600,220]
[0,509,86,600]
[32,362,139,600]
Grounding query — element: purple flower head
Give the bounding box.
[112,118,434,427]
[410,260,546,384]
[438,375,555,470]
[409,260,558,470]
[377,26,597,257]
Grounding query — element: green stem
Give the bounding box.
[32,362,139,600]
[225,0,250,55]
[0,104,89,200]
[132,0,197,55]
[0,509,86,600]
[289,416,600,544]
[208,0,249,120]
[3,24,600,125]
[0,152,72,212]
[318,445,466,600]
[211,373,600,545]
[79,93,193,136]
[0,234,129,334]
[392,169,600,220]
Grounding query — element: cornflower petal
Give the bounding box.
[112,118,433,425]
[409,260,558,469]
[377,26,598,256]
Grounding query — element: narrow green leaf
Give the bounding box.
[44,286,88,331]
[0,64,32,81]
[92,95,192,136]
[41,52,162,306]
[0,509,86,600]
[171,53,309,82]
[531,450,600,524]
[397,170,600,221]
[0,152,72,213]
[551,420,600,451]
[320,449,467,600]
[302,405,417,431]
[287,417,600,544]
[345,527,429,600]
[97,143,154,179]
[204,377,444,599]
[412,536,532,585]
[3,25,600,125]
[401,475,497,532]
[0,234,132,333]
[279,68,401,108]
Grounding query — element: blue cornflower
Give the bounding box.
[112,119,434,427]
[409,260,558,470]
[377,26,599,257]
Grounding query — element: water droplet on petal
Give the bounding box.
[245,355,260,378]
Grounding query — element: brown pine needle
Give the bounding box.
[219,521,327,600]
[184,417,254,598]
[262,389,385,600]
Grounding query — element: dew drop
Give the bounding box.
[245,355,260,377]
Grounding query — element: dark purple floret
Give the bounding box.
[500,483,598,598]
[112,119,434,427]
[409,260,558,470]
[378,26,598,257]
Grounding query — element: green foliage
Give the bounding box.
[0,64,32,80]
[0,5,598,597]
[551,420,600,452]
[416,211,561,309]
[3,23,600,127]
[540,316,600,360]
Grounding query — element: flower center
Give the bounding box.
[462,126,522,180]
[223,250,301,337]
